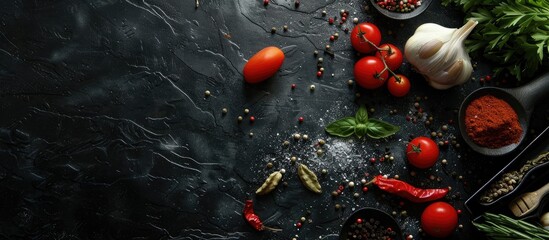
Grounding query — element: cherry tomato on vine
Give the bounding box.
[375,43,403,71]
[350,23,381,54]
[387,74,411,97]
[406,136,439,169]
[354,56,388,89]
[421,202,458,238]
[243,46,285,84]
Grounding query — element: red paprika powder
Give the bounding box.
[464,95,522,148]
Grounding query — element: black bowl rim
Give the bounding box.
[369,0,433,20]
[339,207,403,240]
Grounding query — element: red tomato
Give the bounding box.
[406,136,439,169]
[350,23,381,54]
[375,44,403,71]
[354,56,388,89]
[387,74,411,97]
[421,202,458,238]
[243,46,285,84]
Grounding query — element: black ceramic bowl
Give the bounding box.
[339,208,403,240]
[369,0,432,20]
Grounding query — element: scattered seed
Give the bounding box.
[321,169,328,175]
[321,10,327,16]
[347,79,354,86]
[353,17,359,23]
[266,162,273,168]
[244,108,250,114]
[442,159,448,165]
[280,168,286,174]
[294,133,301,140]
[283,25,288,31]
[283,140,290,147]
[316,149,323,156]
[318,139,326,145]
[325,44,331,50]
[237,116,243,122]
[310,85,316,91]
[222,108,228,114]
[318,57,324,63]
[271,27,276,33]
[249,132,254,137]
[204,90,211,97]
[348,181,355,188]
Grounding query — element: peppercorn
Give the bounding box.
[347,80,354,86]
[237,116,243,122]
[283,140,290,147]
[316,149,323,156]
[321,10,327,16]
[266,162,273,168]
[294,133,301,140]
[283,25,288,31]
[222,108,228,114]
[249,132,254,137]
[204,90,211,97]
[270,27,276,33]
[310,85,316,91]
[302,134,309,140]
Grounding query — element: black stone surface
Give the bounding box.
[0,1,548,239]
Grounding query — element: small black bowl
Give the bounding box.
[369,0,433,20]
[339,208,403,240]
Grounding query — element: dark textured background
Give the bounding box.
[1,1,548,239]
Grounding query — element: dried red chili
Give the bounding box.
[372,175,448,203]
[465,95,522,148]
[243,200,281,232]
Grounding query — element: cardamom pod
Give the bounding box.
[255,171,282,195]
[298,164,322,193]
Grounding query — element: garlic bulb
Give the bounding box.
[405,20,478,90]
[542,212,549,230]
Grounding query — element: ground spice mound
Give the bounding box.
[465,95,522,148]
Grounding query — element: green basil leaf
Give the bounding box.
[355,105,368,124]
[355,123,367,138]
[365,119,400,139]
[325,117,356,137]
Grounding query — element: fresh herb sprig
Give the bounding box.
[473,213,549,240]
[442,0,549,82]
[325,106,399,139]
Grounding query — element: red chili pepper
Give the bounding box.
[372,175,448,203]
[243,200,281,232]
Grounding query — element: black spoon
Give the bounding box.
[339,208,403,240]
[458,72,549,156]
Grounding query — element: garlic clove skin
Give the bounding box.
[405,20,478,90]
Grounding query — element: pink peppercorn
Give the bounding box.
[263,0,269,6]
[316,71,322,77]
[328,18,334,24]
[291,84,296,89]
[356,218,363,224]
[249,116,255,122]
[362,186,368,192]
[330,35,335,41]
[296,222,302,228]
[298,117,304,123]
